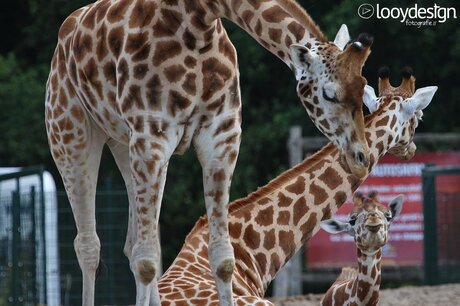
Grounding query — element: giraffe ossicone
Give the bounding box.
[157,67,436,305]
[45,1,376,305]
[320,192,405,306]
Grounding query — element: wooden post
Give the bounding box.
[273,126,303,296]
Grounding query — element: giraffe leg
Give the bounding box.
[194,114,242,306]
[47,98,107,306]
[108,140,161,305]
[128,132,171,306]
[107,140,136,260]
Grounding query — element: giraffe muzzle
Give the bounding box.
[344,148,370,178]
[365,223,382,233]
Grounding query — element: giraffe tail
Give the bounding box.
[335,267,358,283]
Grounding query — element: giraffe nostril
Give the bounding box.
[356,151,366,165]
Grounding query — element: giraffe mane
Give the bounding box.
[276,0,327,42]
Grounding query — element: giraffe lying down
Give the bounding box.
[320,191,404,306]
[157,67,437,305]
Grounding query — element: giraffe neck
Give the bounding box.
[323,249,381,306]
[350,249,382,305]
[203,0,327,68]
[164,100,400,298]
[227,99,399,292]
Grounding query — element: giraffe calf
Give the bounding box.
[320,191,404,306]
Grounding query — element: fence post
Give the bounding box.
[30,186,38,304]
[273,126,303,296]
[422,165,438,285]
[39,166,47,305]
[11,190,22,305]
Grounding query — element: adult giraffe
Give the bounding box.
[45,0,372,305]
[156,68,437,305]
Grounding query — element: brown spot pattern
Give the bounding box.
[293,197,308,225]
[163,64,186,83]
[262,6,290,23]
[319,167,342,190]
[278,192,293,207]
[310,182,328,205]
[153,41,182,66]
[168,90,191,116]
[243,224,260,249]
[285,176,306,195]
[201,57,232,101]
[153,9,182,37]
[108,27,124,58]
[255,206,274,226]
[279,230,295,258]
[129,0,156,28]
[263,228,275,250]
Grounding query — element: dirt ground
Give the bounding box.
[270,283,460,305]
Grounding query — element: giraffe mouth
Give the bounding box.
[365,224,382,233]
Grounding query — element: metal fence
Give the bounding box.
[57,190,137,305]
[0,167,50,306]
[0,166,138,305]
[0,189,39,305]
[422,165,460,285]
[1,189,137,305]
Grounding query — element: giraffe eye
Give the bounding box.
[349,217,357,226]
[322,87,338,103]
[385,213,393,221]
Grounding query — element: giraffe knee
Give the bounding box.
[136,259,157,285]
[74,233,101,272]
[216,258,235,283]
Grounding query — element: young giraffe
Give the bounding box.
[45,0,372,304]
[320,191,404,306]
[156,68,437,305]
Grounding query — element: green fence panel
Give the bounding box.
[57,190,136,305]
[422,165,460,285]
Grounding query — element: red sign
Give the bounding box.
[307,151,460,268]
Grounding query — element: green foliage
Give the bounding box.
[0,54,49,165]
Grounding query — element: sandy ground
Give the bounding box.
[270,283,460,306]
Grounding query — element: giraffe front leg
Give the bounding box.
[128,134,170,306]
[195,117,241,306]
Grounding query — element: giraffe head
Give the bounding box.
[363,67,438,160]
[321,192,404,254]
[290,25,372,178]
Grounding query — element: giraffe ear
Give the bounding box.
[363,85,378,113]
[401,86,438,121]
[333,24,350,51]
[320,219,352,234]
[388,195,404,221]
[290,44,317,73]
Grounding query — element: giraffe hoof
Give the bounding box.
[216,258,234,283]
[137,259,156,285]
